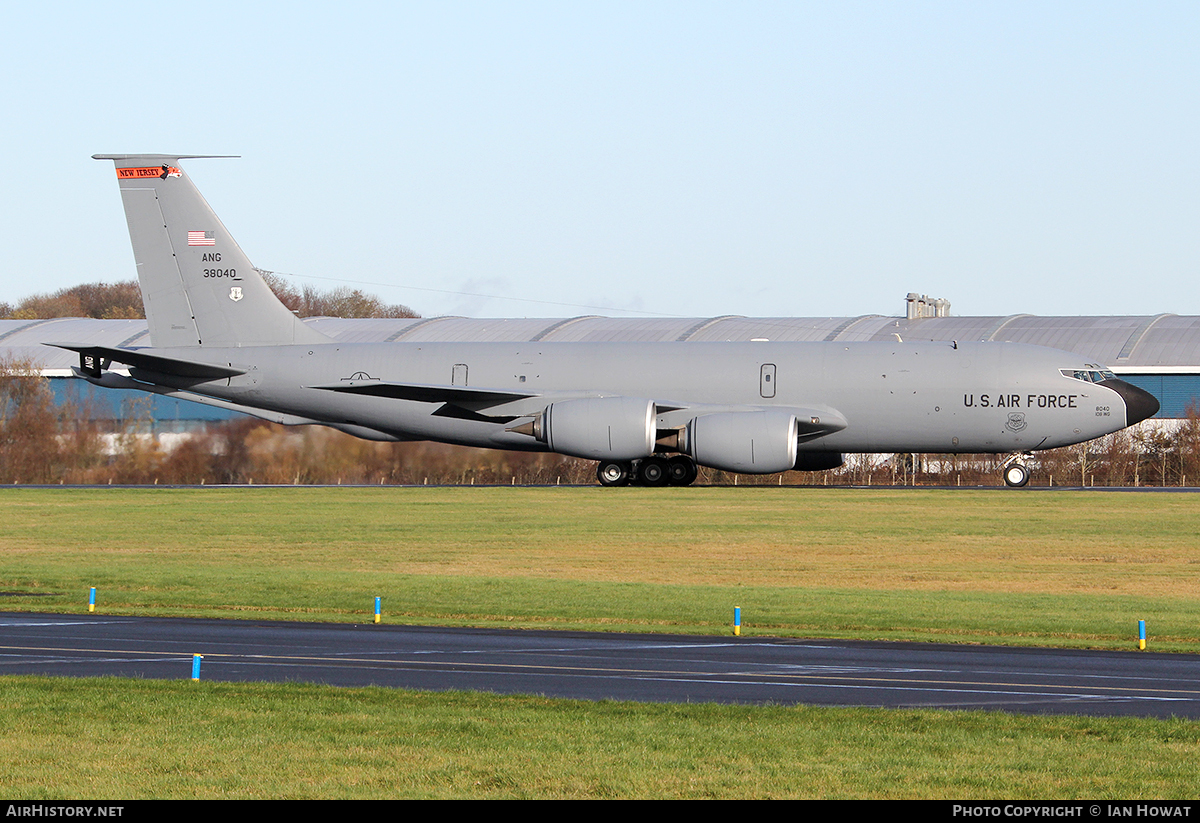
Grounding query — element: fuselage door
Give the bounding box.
[760,363,777,398]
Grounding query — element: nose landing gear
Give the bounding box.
[1002,458,1031,488]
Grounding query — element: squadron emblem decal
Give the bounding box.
[1006,412,1027,432]
[229,287,244,302]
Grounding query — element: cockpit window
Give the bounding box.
[1061,366,1118,383]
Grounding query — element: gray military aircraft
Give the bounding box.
[54,154,1158,487]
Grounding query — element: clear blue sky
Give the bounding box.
[2,1,1197,319]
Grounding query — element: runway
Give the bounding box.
[3,612,1199,717]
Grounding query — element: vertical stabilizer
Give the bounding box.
[93,154,330,348]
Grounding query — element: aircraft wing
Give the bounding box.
[308,380,539,406]
[311,380,841,431]
[309,380,694,415]
[47,343,245,380]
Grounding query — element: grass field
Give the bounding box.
[3,485,1200,798]
[4,676,1200,799]
[1,486,1198,649]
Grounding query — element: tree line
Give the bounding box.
[0,277,417,320]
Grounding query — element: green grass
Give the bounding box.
[2,676,1199,799]
[2,486,1198,650]
[4,486,1200,798]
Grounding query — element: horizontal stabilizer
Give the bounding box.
[48,343,244,379]
[76,368,413,441]
[309,380,538,406]
[92,154,239,161]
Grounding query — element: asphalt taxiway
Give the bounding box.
[2,612,1198,717]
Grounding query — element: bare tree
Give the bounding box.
[3,277,419,320]
[258,272,418,318]
[0,357,62,483]
[2,282,144,320]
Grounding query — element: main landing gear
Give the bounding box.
[596,455,699,487]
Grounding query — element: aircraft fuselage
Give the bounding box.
[138,338,1137,454]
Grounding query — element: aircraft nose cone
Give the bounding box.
[1105,379,1160,426]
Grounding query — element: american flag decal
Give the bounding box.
[187,230,215,246]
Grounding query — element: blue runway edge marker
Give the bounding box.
[734,606,741,637]
[88,587,95,613]
[1139,619,1147,651]
[375,596,381,624]
[191,654,203,681]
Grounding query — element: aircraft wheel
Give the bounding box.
[637,456,670,487]
[667,455,698,486]
[1003,463,1031,488]
[596,461,631,486]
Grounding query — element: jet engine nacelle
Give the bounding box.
[542,396,657,460]
[685,410,799,474]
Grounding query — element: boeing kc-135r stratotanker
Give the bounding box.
[54,154,1159,487]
